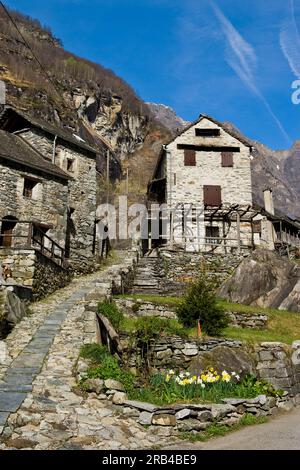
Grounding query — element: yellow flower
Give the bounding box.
[166,374,171,382]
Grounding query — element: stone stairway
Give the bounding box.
[130,256,163,295]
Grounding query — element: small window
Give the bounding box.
[67,158,75,172]
[203,185,222,206]
[195,128,220,137]
[174,173,177,185]
[252,220,262,234]
[221,152,234,167]
[205,226,220,245]
[23,178,37,198]
[184,149,196,166]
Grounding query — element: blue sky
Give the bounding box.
[4,0,300,149]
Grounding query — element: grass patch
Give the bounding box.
[179,414,268,442]
[115,294,300,345]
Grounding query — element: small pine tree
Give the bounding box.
[176,275,228,336]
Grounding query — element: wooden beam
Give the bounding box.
[177,144,241,152]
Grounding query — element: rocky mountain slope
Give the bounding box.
[147,102,189,134]
[0,8,171,202]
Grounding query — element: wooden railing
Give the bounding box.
[0,220,65,266]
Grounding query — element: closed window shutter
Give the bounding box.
[184,149,196,166]
[221,152,233,167]
[203,185,222,206]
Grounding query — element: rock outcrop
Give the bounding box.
[218,249,300,312]
[0,288,26,338]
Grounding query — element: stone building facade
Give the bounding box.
[148,114,300,253]
[0,107,101,272]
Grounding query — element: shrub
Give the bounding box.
[133,316,186,345]
[85,354,135,394]
[98,301,123,330]
[79,343,109,364]
[176,275,228,335]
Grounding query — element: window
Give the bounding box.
[23,178,37,198]
[195,128,220,137]
[173,173,176,185]
[205,226,220,245]
[67,158,75,172]
[184,149,196,166]
[221,152,234,167]
[203,185,222,206]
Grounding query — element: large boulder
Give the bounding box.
[188,345,255,377]
[218,249,300,312]
[0,288,27,338]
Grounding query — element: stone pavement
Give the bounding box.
[0,252,177,450]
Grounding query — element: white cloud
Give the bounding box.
[280,0,300,79]
[212,1,291,145]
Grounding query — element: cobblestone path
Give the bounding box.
[0,253,176,450]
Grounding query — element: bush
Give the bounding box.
[133,316,186,345]
[84,354,135,394]
[98,301,124,330]
[79,343,109,364]
[176,275,228,335]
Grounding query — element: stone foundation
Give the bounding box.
[0,248,72,300]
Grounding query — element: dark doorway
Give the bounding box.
[0,216,18,247]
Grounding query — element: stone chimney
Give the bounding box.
[263,188,274,215]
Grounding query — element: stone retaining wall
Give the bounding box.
[32,251,72,300]
[115,297,268,329]
[75,361,300,436]
[157,249,246,291]
[0,248,72,300]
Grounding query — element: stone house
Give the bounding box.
[148,114,300,254]
[0,107,101,272]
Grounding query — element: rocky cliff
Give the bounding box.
[0,8,170,201]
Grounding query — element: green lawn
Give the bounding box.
[114,293,300,345]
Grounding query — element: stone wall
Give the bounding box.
[0,248,72,300]
[115,297,268,329]
[114,297,176,319]
[20,128,98,273]
[255,341,300,396]
[0,248,36,287]
[32,251,72,300]
[0,160,68,248]
[158,249,245,288]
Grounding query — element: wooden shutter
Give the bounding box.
[184,149,196,166]
[203,185,222,206]
[221,152,233,167]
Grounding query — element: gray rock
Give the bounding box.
[123,400,157,412]
[138,411,153,425]
[211,404,235,419]
[197,410,213,422]
[112,392,127,404]
[175,409,192,420]
[83,379,104,394]
[177,419,210,432]
[104,379,124,391]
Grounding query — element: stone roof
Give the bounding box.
[0,130,69,180]
[0,107,100,155]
